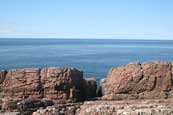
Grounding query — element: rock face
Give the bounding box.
[0,67,84,101]
[1,68,42,99]
[102,61,173,100]
[40,68,84,100]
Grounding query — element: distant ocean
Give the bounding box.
[0,38,173,82]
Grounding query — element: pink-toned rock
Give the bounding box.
[0,67,84,112]
[77,99,173,115]
[0,67,84,102]
[40,67,84,101]
[106,62,142,94]
[140,61,172,99]
[1,68,41,99]
[102,61,173,100]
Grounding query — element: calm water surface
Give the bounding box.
[0,39,173,82]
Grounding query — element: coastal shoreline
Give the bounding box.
[0,61,173,115]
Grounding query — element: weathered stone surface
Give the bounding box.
[83,77,97,99]
[17,98,54,112]
[1,98,19,112]
[102,61,173,100]
[77,99,173,115]
[32,106,59,115]
[33,102,82,115]
[1,68,41,99]
[0,67,84,101]
[40,67,84,100]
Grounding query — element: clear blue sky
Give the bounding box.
[0,0,173,39]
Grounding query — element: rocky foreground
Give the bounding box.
[0,61,173,115]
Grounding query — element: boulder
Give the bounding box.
[83,77,97,99]
[101,61,173,100]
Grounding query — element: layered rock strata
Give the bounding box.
[0,68,84,101]
[101,61,173,100]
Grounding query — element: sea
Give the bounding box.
[0,38,173,82]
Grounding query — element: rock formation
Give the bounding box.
[0,68,85,101]
[101,61,173,100]
[40,67,84,101]
[0,67,97,114]
[1,68,42,99]
[0,61,173,115]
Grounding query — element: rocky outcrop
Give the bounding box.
[1,61,173,115]
[0,67,98,114]
[101,61,173,100]
[1,68,42,99]
[40,68,84,101]
[0,68,84,101]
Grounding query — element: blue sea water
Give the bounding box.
[0,38,173,82]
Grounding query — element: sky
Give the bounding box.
[0,0,173,39]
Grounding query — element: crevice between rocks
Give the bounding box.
[171,63,173,90]
[37,69,44,98]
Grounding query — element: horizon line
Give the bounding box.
[0,37,173,41]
